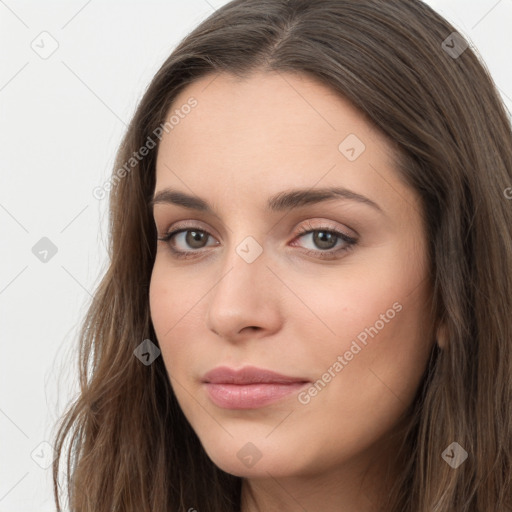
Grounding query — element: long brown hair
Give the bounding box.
[52,1,512,510]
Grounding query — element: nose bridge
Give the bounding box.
[216,212,268,284]
[212,232,267,306]
[205,228,281,337]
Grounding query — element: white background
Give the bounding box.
[1,1,511,510]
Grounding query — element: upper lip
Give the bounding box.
[202,365,309,385]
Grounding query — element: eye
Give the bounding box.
[157,228,218,258]
[291,221,357,260]
[157,221,357,260]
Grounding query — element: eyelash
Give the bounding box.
[157,221,357,261]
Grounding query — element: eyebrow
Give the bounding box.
[149,186,383,214]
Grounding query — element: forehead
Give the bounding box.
[159,70,386,155]
[153,70,415,220]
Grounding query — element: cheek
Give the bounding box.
[149,263,187,365]
[149,258,200,334]
[329,299,431,423]
[290,289,432,473]
[297,244,432,420]
[149,267,174,345]
[149,261,208,382]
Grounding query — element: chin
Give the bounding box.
[197,433,313,479]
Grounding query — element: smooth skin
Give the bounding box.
[149,70,435,512]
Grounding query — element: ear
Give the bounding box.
[436,322,447,350]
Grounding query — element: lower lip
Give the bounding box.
[204,382,308,409]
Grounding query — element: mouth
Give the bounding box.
[201,365,310,409]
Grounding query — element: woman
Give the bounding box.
[52,1,512,511]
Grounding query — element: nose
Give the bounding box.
[205,238,283,343]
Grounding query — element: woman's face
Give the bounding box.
[149,70,434,480]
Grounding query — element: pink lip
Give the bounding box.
[202,366,310,409]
